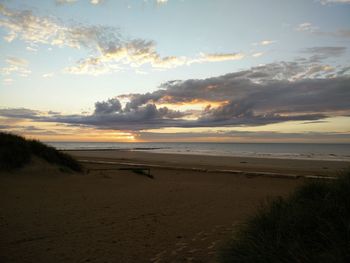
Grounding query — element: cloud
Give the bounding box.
[55,0,103,5]
[260,40,275,45]
[2,53,349,131]
[302,46,347,57]
[0,4,78,45]
[56,0,78,4]
[301,46,347,63]
[253,40,276,46]
[296,47,347,79]
[0,47,347,131]
[65,39,244,74]
[198,77,348,124]
[1,56,31,78]
[63,57,116,75]
[156,0,168,4]
[90,0,104,4]
[336,29,350,37]
[252,52,264,58]
[57,57,350,129]
[26,46,38,52]
[95,39,189,69]
[295,22,350,38]
[2,78,13,84]
[42,73,54,78]
[316,29,350,38]
[5,57,28,66]
[295,22,318,32]
[191,53,244,63]
[33,103,188,130]
[0,123,61,136]
[0,108,40,119]
[319,0,350,4]
[94,98,122,114]
[0,3,243,75]
[57,0,169,6]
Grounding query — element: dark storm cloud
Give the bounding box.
[39,103,188,130]
[94,98,122,114]
[120,62,302,110]
[39,75,349,130]
[1,57,349,131]
[200,77,350,118]
[120,54,348,109]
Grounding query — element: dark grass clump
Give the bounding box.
[0,132,82,172]
[28,139,82,172]
[0,132,31,170]
[220,172,350,263]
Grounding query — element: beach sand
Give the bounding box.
[1,152,349,263]
[69,150,349,177]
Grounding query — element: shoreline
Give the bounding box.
[62,148,350,162]
[66,150,350,177]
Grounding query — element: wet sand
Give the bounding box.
[0,152,348,263]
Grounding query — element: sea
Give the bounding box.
[46,142,350,162]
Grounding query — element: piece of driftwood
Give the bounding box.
[87,167,153,179]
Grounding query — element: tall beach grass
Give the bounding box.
[220,172,350,263]
[0,132,82,172]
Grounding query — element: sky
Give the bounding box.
[0,0,349,142]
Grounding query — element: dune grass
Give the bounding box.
[0,132,82,172]
[220,172,350,263]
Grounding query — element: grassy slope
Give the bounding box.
[0,132,82,172]
[220,172,350,263]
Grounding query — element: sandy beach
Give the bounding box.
[68,150,349,177]
[1,151,349,263]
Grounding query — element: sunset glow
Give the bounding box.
[0,0,349,142]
